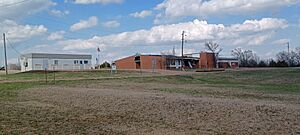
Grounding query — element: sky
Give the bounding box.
[0,0,300,66]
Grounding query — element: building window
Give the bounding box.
[54,60,58,65]
[84,60,88,64]
[24,62,28,67]
[80,61,83,64]
[74,60,79,64]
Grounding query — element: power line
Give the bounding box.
[0,13,181,50]
[6,38,23,56]
[27,14,102,36]
[0,15,93,38]
[0,0,31,8]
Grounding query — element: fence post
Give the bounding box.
[53,66,56,84]
[45,68,48,84]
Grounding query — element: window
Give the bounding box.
[24,62,28,67]
[80,61,83,64]
[84,60,88,64]
[54,60,58,65]
[74,60,79,64]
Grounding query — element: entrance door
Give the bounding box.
[43,59,49,70]
[136,63,141,69]
[80,60,84,70]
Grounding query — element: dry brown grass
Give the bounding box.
[1,68,300,134]
[1,82,299,134]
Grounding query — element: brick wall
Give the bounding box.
[140,56,166,69]
[115,55,167,69]
[115,56,136,69]
[199,52,216,69]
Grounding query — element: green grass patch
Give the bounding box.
[0,68,299,100]
[0,70,151,82]
[128,68,300,94]
[0,82,41,101]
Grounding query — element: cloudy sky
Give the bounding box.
[0,0,300,65]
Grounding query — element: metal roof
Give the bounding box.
[21,53,92,59]
[217,57,238,61]
[115,54,199,62]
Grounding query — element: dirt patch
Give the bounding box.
[0,86,298,134]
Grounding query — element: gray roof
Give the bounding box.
[217,57,238,61]
[22,53,92,59]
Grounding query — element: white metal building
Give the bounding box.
[20,53,92,72]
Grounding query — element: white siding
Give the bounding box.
[21,57,92,72]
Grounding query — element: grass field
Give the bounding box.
[0,68,299,134]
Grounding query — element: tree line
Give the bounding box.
[231,47,300,67]
[205,41,300,67]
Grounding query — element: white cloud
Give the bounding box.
[155,0,300,21]
[102,20,120,28]
[60,18,287,51]
[24,17,287,64]
[58,37,106,51]
[70,16,98,31]
[73,0,123,4]
[298,18,300,27]
[0,0,55,20]
[232,33,272,46]
[0,20,47,43]
[49,9,70,17]
[272,39,290,45]
[229,18,288,32]
[47,31,65,40]
[130,10,152,18]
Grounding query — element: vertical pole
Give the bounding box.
[45,68,48,84]
[287,42,290,66]
[53,66,56,84]
[3,33,8,75]
[287,42,290,54]
[181,31,185,70]
[97,47,100,69]
[98,52,100,67]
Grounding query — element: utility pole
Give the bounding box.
[3,33,8,75]
[181,31,186,70]
[287,42,290,54]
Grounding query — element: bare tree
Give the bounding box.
[205,41,223,68]
[295,47,300,64]
[205,41,223,54]
[276,47,300,66]
[231,48,259,67]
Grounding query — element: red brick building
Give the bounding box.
[115,55,166,69]
[199,52,216,69]
[115,52,238,70]
[217,57,239,69]
[115,54,199,70]
[199,52,239,69]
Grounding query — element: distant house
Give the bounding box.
[20,53,92,72]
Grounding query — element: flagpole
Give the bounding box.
[97,47,100,67]
[98,51,100,65]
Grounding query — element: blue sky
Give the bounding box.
[0,0,300,66]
